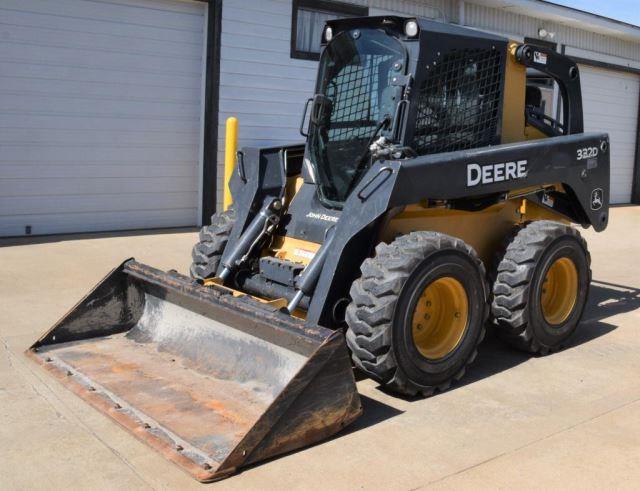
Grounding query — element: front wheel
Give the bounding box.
[190,208,236,281]
[345,232,488,397]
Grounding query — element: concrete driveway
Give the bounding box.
[2,207,640,490]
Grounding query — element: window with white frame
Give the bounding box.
[291,0,368,60]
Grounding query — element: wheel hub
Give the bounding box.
[411,276,469,360]
[540,256,578,325]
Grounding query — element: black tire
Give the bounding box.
[190,208,236,281]
[345,232,488,397]
[491,221,591,354]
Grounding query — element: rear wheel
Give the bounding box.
[346,232,488,397]
[190,208,236,281]
[491,221,591,354]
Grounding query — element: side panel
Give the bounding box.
[384,199,567,265]
[393,132,609,229]
[307,132,609,326]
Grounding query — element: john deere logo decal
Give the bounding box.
[591,188,603,210]
[467,160,528,187]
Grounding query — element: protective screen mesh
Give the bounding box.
[413,48,504,155]
[326,54,395,141]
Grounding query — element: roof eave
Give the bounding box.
[472,0,640,43]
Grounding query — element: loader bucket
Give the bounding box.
[26,260,361,482]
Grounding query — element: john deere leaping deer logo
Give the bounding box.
[591,188,603,210]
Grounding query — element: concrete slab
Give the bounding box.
[1,208,639,489]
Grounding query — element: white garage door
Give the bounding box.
[0,0,206,236]
[579,65,640,204]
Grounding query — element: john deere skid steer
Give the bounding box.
[28,17,609,481]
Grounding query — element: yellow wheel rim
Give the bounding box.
[540,257,579,325]
[411,277,469,360]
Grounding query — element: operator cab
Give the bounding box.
[301,17,508,208]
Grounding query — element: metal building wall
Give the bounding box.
[349,0,457,23]
[463,2,640,61]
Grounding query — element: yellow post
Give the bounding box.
[223,117,238,211]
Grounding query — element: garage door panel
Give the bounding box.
[0,128,199,147]
[2,22,204,59]
[0,62,201,90]
[1,8,203,45]
[0,75,202,103]
[0,144,198,163]
[0,208,197,237]
[0,163,197,179]
[0,43,202,76]
[0,176,198,197]
[1,94,199,120]
[580,65,639,204]
[1,192,197,216]
[0,113,200,133]
[2,0,204,31]
[0,0,206,236]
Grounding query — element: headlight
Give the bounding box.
[324,26,333,42]
[404,20,419,37]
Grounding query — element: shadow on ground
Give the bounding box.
[372,279,640,401]
[454,280,639,390]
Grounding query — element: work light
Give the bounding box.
[324,26,333,42]
[404,20,419,37]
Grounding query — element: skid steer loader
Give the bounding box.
[28,17,609,481]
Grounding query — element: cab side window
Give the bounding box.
[525,69,565,136]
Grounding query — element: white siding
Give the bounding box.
[579,66,640,204]
[0,0,206,236]
[463,2,640,61]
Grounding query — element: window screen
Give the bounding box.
[413,48,504,155]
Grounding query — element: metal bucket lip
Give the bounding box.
[25,348,231,482]
[26,328,358,482]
